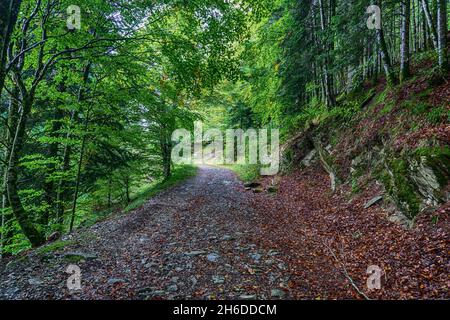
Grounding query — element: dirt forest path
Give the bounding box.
[0,166,296,299]
[0,165,448,300]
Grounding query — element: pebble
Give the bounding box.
[107,278,125,285]
[271,289,286,298]
[212,275,225,284]
[221,235,235,241]
[190,276,198,286]
[185,251,205,257]
[167,284,178,292]
[28,278,43,286]
[207,253,220,262]
[250,252,262,262]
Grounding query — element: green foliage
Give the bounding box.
[124,165,198,212]
[426,106,447,124]
[1,0,447,253]
[0,0,253,254]
[407,101,430,115]
[224,164,261,183]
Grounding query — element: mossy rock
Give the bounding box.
[413,146,450,187]
[380,146,450,219]
[381,158,421,219]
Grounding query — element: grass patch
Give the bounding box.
[63,255,85,263]
[37,240,74,255]
[223,164,261,182]
[124,165,197,212]
[426,106,447,124]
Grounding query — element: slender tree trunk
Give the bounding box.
[56,63,90,230]
[0,0,22,96]
[377,27,398,86]
[41,109,63,227]
[55,112,75,228]
[0,171,7,258]
[400,0,411,83]
[124,177,130,204]
[318,0,336,108]
[374,1,397,86]
[412,0,416,52]
[0,87,19,255]
[6,96,45,247]
[160,128,172,180]
[162,142,172,180]
[420,0,438,49]
[437,0,448,71]
[422,9,428,50]
[69,130,87,233]
[107,176,112,208]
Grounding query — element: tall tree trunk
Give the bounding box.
[400,0,411,83]
[411,0,416,52]
[160,126,172,180]
[41,108,63,227]
[420,0,438,49]
[318,0,336,108]
[422,9,428,50]
[56,63,90,230]
[124,177,130,204]
[162,140,172,180]
[1,171,7,258]
[0,0,22,96]
[69,128,88,233]
[107,176,112,208]
[437,0,448,71]
[6,96,45,247]
[377,26,398,86]
[55,112,75,229]
[0,87,19,254]
[374,0,397,86]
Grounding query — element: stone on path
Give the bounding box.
[108,278,125,285]
[207,253,220,262]
[271,288,286,298]
[28,278,43,286]
[167,284,178,292]
[364,195,383,209]
[212,275,225,284]
[184,251,206,257]
[221,235,235,241]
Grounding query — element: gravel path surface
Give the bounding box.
[0,166,292,300]
[2,165,447,300]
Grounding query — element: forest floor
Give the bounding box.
[0,165,448,300]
